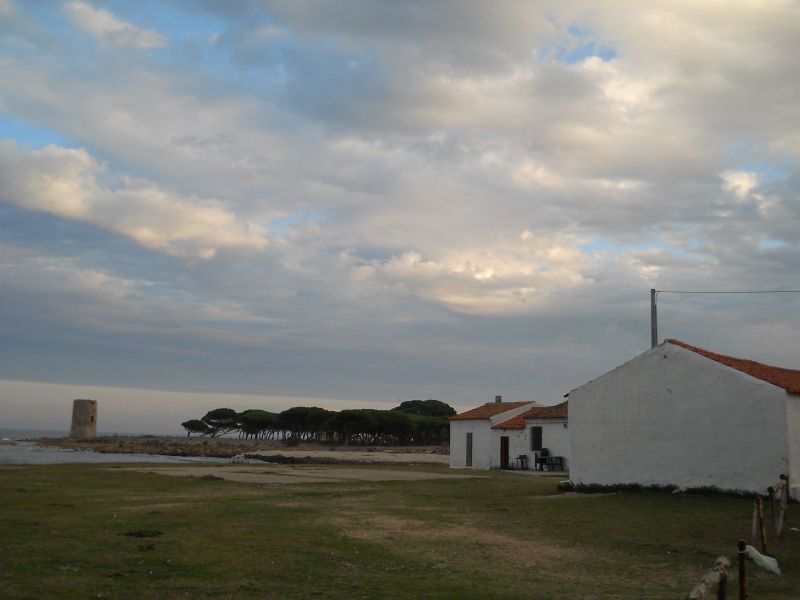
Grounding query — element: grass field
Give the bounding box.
[1,464,798,599]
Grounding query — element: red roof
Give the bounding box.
[669,339,800,396]
[492,401,568,429]
[450,402,533,421]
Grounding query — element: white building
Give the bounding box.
[492,402,570,471]
[449,397,570,470]
[568,339,800,497]
[449,399,537,469]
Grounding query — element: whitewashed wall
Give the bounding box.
[449,419,493,469]
[489,428,528,469]
[530,419,570,470]
[489,420,570,470]
[449,403,536,469]
[569,342,790,495]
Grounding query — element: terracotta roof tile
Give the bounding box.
[492,402,568,429]
[450,402,532,421]
[669,339,800,396]
[524,401,569,419]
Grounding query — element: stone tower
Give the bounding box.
[70,399,98,439]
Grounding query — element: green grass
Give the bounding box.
[1,464,798,599]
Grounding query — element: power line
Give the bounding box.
[657,289,800,295]
[650,288,800,348]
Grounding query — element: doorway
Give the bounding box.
[500,436,509,469]
[530,426,542,451]
[465,432,473,467]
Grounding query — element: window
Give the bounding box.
[530,426,542,451]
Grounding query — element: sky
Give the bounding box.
[1,1,799,434]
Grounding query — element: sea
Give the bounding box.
[0,428,225,465]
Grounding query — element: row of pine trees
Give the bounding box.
[181,399,455,445]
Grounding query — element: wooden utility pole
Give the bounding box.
[650,288,658,348]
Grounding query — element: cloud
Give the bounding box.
[720,169,759,201]
[362,232,592,315]
[0,241,277,342]
[0,140,267,258]
[65,1,166,49]
[1,1,800,416]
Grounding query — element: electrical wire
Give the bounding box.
[657,289,800,295]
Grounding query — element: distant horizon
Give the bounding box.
[0,427,247,438]
[0,378,496,435]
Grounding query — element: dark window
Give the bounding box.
[530,426,542,451]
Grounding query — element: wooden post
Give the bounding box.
[737,539,747,600]
[756,497,767,554]
[717,570,727,600]
[650,288,658,348]
[686,556,731,600]
[768,486,777,537]
[781,475,789,513]
[776,474,789,538]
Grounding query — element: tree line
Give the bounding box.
[180,399,455,446]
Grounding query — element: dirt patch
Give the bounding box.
[246,450,449,466]
[119,502,195,513]
[127,464,481,485]
[334,514,580,567]
[525,492,617,500]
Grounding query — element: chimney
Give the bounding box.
[495,395,502,403]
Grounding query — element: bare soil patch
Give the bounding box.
[525,491,617,500]
[247,449,449,465]
[334,514,581,567]
[129,464,480,485]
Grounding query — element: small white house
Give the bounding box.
[569,339,800,497]
[449,399,538,469]
[491,402,570,471]
[449,398,570,470]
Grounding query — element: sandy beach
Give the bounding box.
[35,436,450,466]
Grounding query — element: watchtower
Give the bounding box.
[70,399,98,438]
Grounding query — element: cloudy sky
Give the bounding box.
[2,0,799,433]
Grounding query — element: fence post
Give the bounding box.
[777,474,789,538]
[737,539,747,600]
[779,474,788,509]
[756,497,767,554]
[716,569,727,600]
[768,486,777,534]
[686,556,731,600]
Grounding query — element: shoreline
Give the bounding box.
[33,436,451,466]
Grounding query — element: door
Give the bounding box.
[530,426,542,451]
[465,432,473,467]
[500,436,509,469]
